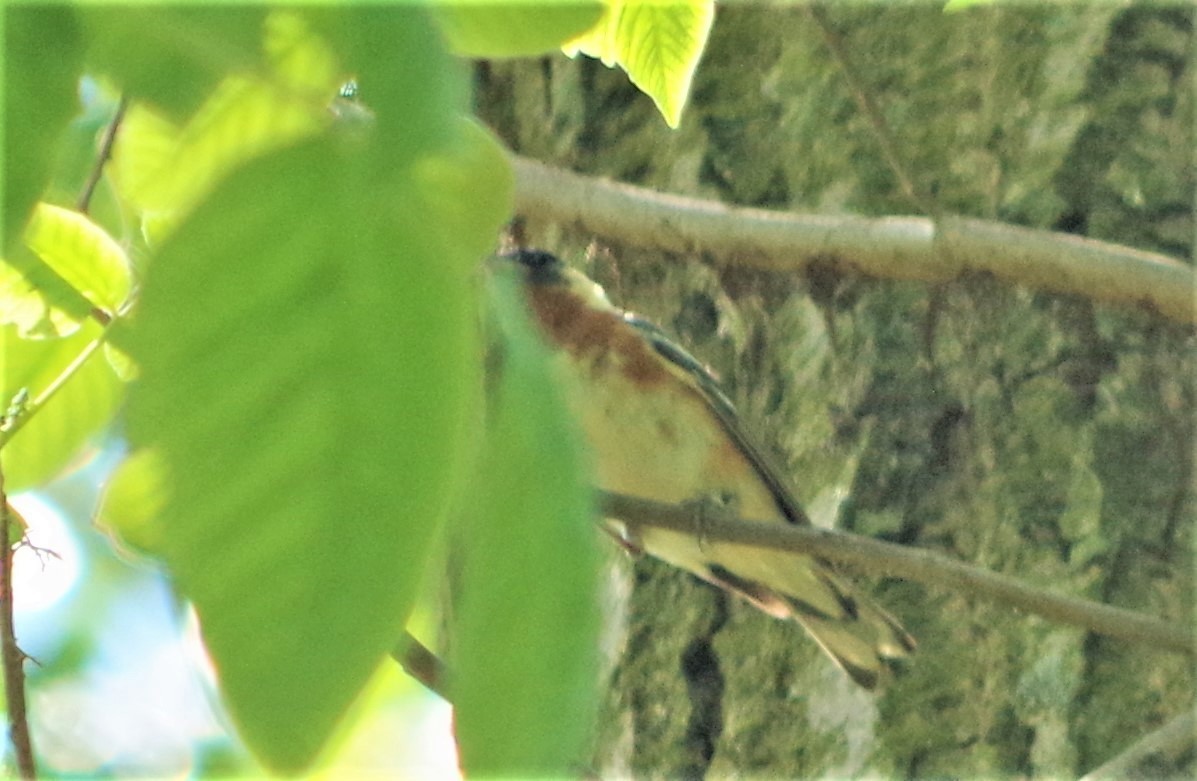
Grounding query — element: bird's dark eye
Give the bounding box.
[500,249,567,285]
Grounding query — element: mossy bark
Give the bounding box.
[476,3,1194,778]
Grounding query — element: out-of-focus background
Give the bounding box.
[10,449,457,778]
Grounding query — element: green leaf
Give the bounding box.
[435,0,605,58]
[3,5,84,253]
[452,267,601,776]
[127,136,480,772]
[0,255,89,338]
[126,133,482,772]
[23,203,132,314]
[121,6,494,763]
[79,6,266,120]
[564,0,714,128]
[320,6,465,155]
[1,203,133,338]
[0,322,125,491]
[95,448,170,559]
[944,0,998,11]
[108,11,343,244]
[413,117,515,263]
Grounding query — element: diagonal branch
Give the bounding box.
[511,155,1194,325]
[806,3,935,215]
[394,489,1192,701]
[76,94,129,216]
[1079,710,1195,780]
[598,490,1195,657]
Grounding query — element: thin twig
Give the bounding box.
[0,321,113,450]
[76,94,129,216]
[511,156,1194,324]
[0,464,37,779]
[805,3,935,216]
[598,490,1195,657]
[391,631,449,701]
[1079,710,1195,780]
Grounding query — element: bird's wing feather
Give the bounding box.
[625,313,812,527]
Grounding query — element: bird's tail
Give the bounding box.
[789,573,916,689]
[704,550,915,689]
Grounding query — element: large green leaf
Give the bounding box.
[452,268,601,776]
[107,11,342,244]
[123,10,494,771]
[3,5,84,253]
[435,0,605,58]
[564,0,714,128]
[127,136,478,772]
[0,321,125,491]
[414,117,515,264]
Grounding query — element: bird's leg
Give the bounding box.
[682,491,739,553]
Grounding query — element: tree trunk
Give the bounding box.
[476,3,1194,777]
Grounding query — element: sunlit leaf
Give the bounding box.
[94,447,170,559]
[564,0,714,128]
[944,0,998,11]
[106,103,181,215]
[453,268,601,776]
[435,0,604,58]
[0,256,86,338]
[1,203,132,338]
[3,501,29,546]
[0,322,125,491]
[23,203,132,313]
[321,6,465,156]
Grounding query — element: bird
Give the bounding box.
[495,248,916,689]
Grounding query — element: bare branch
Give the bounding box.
[511,155,1194,325]
[1079,710,1195,781]
[392,631,449,701]
[76,94,129,216]
[0,465,37,779]
[598,490,1195,657]
[806,3,935,215]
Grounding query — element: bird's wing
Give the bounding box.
[626,313,917,687]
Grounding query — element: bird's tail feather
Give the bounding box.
[706,555,915,689]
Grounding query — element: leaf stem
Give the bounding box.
[0,321,115,450]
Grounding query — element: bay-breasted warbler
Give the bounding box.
[498,249,915,688]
